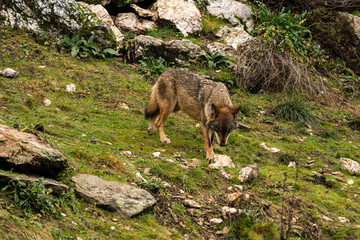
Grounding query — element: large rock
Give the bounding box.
[152,0,202,37]
[134,35,205,64]
[79,2,123,44]
[340,158,360,174]
[207,0,253,31]
[72,174,156,217]
[0,124,67,178]
[209,154,235,169]
[0,0,117,47]
[0,171,69,194]
[115,13,156,34]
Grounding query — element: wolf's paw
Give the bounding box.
[160,138,171,144]
[147,127,154,135]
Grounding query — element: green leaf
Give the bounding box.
[102,48,119,56]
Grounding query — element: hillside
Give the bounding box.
[1,6,360,240]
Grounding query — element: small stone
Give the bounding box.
[65,84,76,92]
[153,152,161,157]
[331,172,344,177]
[110,226,116,231]
[209,154,235,169]
[71,221,77,226]
[222,206,237,214]
[39,65,46,69]
[117,102,129,110]
[184,199,201,208]
[43,98,51,107]
[195,123,200,127]
[288,162,296,168]
[243,193,250,201]
[112,218,119,222]
[220,169,230,179]
[209,218,223,224]
[76,237,83,240]
[144,168,151,175]
[260,142,280,153]
[61,212,67,217]
[338,217,349,223]
[0,68,19,78]
[227,192,242,202]
[340,158,360,174]
[347,179,354,185]
[321,215,333,221]
[121,151,132,156]
[136,172,147,182]
[238,164,259,182]
[234,185,244,192]
[186,158,200,168]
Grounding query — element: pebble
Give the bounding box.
[209,218,223,224]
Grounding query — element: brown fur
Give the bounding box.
[145,69,241,162]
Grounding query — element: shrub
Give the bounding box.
[275,97,316,125]
[199,52,233,70]
[235,40,332,100]
[139,179,166,194]
[2,179,61,218]
[138,57,170,77]
[59,35,119,59]
[251,1,312,57]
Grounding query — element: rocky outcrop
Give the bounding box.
[72,174,156,217]
[207,0,253,31]
[0,171,69,194]
[115,13,156,34]
[338,12,360,45]
[79,2,123,44]
[0,124,67,178]
[0,0,117,47]
[134,35,205,64]
[152,0,202,36]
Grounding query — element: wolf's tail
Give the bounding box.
[145,84,159,119]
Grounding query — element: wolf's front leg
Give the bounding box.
[201,123,214,163]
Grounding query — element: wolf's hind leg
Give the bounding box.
[148,116,156,135]
[156,103,174,143]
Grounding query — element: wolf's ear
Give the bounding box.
[231,105,242,119]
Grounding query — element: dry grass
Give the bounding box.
[235,40,337,103]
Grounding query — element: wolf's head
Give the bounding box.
[208,105,241,146]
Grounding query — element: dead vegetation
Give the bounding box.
[234,40,336,103]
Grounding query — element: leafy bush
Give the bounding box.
[251,1,312,58]
[2,179,61,218]
[199,52,233,70]
[59,35,119,58]
[194,0,209,12]
[139,179,166,194]
[138,57,170,77]
[275,97,316,125]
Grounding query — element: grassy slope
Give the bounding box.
[0,26,360,239]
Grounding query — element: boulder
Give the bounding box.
[130,4,156,20]
[110,0,145,8]
[134,35,205,64]
[72,174,156,217]
[0,171,69,194]
[340,158,360,174]
[0,0,117,48]
[79,2,123,44]
[115,13,156,34]
[216,26,254,50]
[0,124,67,178]
[207,42,237,59]
[238,164,259,182]
[152,0,202,36]
[207,0,253,31]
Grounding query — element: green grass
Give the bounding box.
[1,26,360,239]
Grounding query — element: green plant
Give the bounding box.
[138,57,170,77]
[2,179,61,218]
[275,97,316,125]
[146,23,183,39]
[59,35,119,58]
[251,1,312,58]
[139,179,166,193]
[199,52,233,70]
[194,0,209,12]
[348,116,360,131]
